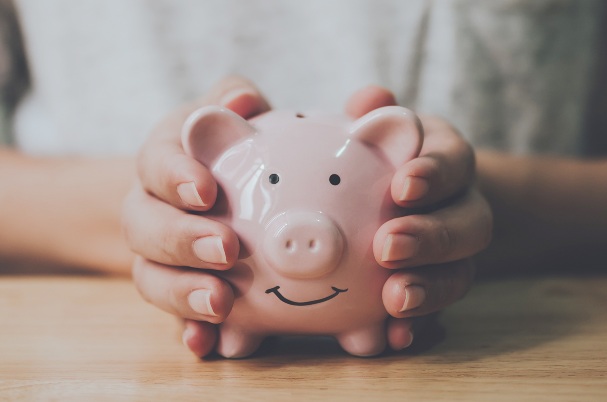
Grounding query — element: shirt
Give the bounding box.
[2,0,605,156]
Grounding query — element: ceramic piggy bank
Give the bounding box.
[182,105,423,358]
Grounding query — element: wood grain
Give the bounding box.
[0,275,606,401]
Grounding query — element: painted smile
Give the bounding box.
[265,286,348,306]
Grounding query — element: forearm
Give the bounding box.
[476,150,607,274]
[0,148,135,275]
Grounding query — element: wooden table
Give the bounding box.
[0,275,606,401]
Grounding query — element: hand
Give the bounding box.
[122,76,271,357]
[346,86,493,350]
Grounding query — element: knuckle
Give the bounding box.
[131,258,144,283]
[170,269,200,310]
[209,75,254,101]
[137,140,165,189]
[218,74,244,87]
[203,275,224,294]
[120,214,134,249]
[122,226,136,253]
[168,275,184,310]
[419,115,448,131]
[447,138,475,184]
[428,261,473,310]
[121,191,144,254]
[160,215,190,262]
[131,259,153,304]
[172,153,195,178]
[136,141,151,177]
[435,220,455,258]
[461,143,476,177]
[422,156,441,179]
[431,285,450,309]
[159,153,179,191]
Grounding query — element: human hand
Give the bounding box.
[122,76,271,357]
[346,86,493,350]
[125,79,490,358]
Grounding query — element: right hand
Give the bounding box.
[346,86,491,351]
[122,76,271,357]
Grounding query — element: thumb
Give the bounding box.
[345,85,397,118]
[204,75,272,119]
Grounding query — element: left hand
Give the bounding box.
[122,76,272,357]
[346,86,493,350]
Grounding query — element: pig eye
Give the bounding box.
[329,174,341,185]
[269,173,280,184]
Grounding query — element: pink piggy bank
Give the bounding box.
[182,105,423,358]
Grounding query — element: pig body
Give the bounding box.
[183,107,423,357]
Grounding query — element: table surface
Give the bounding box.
[0,274,606,401]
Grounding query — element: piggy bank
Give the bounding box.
[182,105,423,358]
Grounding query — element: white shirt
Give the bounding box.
[5,0,605,156]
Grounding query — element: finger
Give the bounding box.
[132,256,234,324]
[202,75,272,120]
[182,319,218,358]
[374,189,492,269]
[123,185,239,270]
[345,85,397,118]
[139,141,219,211]
[386,314,436,351]
[393,116,475,208]
[138,76,271,212]
[382,259,476,318]
[386,316,415,351]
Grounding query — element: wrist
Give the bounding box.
[0,151,135,275]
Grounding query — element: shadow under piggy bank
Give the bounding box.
[419,276,589,363]
[203,276,589,363]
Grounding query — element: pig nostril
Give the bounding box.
[264,211,344,278]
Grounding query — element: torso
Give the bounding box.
[9,0,606,156]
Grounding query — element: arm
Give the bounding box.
[0,1,134,274]
[476,150,607,275]
[0,148,134,275]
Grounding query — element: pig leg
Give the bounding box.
[216,323,263,358]
[336,323,386,357]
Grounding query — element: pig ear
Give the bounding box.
[349,106,423,167]
[182,106,256,166]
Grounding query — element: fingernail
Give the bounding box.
[220,88,256,106]
[188,289,218,317]
[182,325,195,347]
[394,330,415,351]
[399,286,426,312]
[404,330,414,348]
[177,182,206,208]
[381,234,419,262]
[193,236,228,264]
[400,176,429,202]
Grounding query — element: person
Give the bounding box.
[1,0,605,356]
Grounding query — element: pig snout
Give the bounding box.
[262,211,344,279]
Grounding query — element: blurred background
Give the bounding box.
[2,0,606,158]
